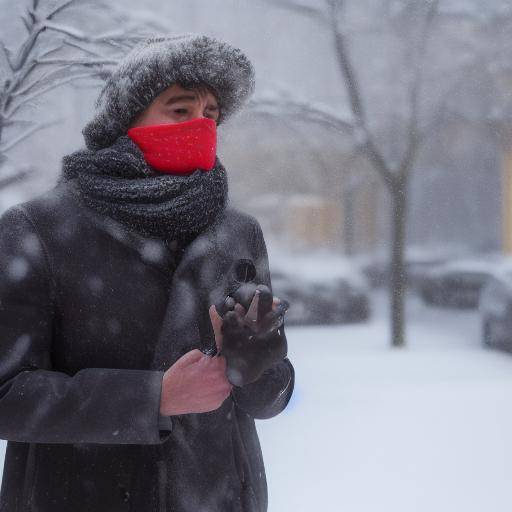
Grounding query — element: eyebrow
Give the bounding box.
[164,94,198,105]
[163,94,218,108]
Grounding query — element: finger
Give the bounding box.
[209,304,224,352]
[256,285,273,319]
[260,307,285,325]
[269,298,289,316]
[223,310,243,329]
[272,297,281,309]
[234,303,247,316]
[173,349,204,368]
[259,301,289,332]
[245,290,260,324]
[195,353,212,369]
[209,374,232,391]
[213,354,227,372]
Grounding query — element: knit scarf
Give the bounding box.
[60,135,228,246]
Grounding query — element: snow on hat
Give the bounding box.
[82,35,255,150]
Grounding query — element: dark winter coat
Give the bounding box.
[0,182,294,512]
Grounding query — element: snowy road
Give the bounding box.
[2,293,512,511]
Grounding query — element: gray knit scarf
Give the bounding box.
[60,135,228,246]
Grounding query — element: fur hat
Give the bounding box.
[82,35,255,150]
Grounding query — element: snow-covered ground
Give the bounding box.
[258,292,512,512]
[2,292,512,511]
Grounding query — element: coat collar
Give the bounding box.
[76,198,221,278]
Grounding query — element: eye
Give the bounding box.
[205,106,219,120]
[173,108,188,115]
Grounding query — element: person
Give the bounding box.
[0,35,294,512]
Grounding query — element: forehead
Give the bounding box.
[156,83,218,103]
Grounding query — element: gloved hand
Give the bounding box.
[211,284,289,387]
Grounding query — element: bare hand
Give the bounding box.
[159,324,232,415]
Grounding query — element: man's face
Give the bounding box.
[130,83,220,128]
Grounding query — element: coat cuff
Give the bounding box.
[158,414,173,433]
[0,368,171,445]
[231,358,294,420]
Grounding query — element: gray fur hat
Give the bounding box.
[82,35,255,150]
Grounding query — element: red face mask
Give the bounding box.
[127,117,217,175]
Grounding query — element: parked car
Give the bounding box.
[480,270,512,351]
[418,257,512,309]
[270,253,371,326]
[361,249,462,289]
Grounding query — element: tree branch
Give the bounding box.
[10,1,59,73]
[10,64,101,98]
[1,118,33,127]
[9,43,68,100]
[43,20,88,40]
[0,0,165,157]
[258,0,329,25]
[34,57,117,67]
[6,72,99,118]
[62,39,103,58]
[43,21,140,47]
[20,13,32,34]
[47,0,78,20]
[36,42,66,61]
[0,42,14,78]
[0,119,58,152]
[399,0,440,178]
[0,168,32,190]
[327,0,395,187]
[249,95,354,132]
[328,1,365,123]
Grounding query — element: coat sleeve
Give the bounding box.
[0,206,170,445]
[231,218,295,419]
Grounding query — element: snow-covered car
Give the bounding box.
[480,270,512,351]
[418,257,512,309]
[361,248,463,289]
[270,253,371,325]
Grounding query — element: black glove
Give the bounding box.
[219,284,289,387]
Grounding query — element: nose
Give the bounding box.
[192,109,204,119]
[191,99,209,120]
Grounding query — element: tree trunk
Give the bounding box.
[0,116,5,168]
[342,183,355,255]
[390,182,408,347]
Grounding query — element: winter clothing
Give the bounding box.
[220,284,289,387]
[0,31,291,511]
[0,177,294,511]
[60,134,228,244]
[127,117,217,174]
[82,35,255,150]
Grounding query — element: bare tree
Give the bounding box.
[0,0,163,186]
[249,0,502,347]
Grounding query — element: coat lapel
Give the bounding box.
[151,224,218,370]
[74,198,263,371]
[76,202,175,277]
[151,211,258,370]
